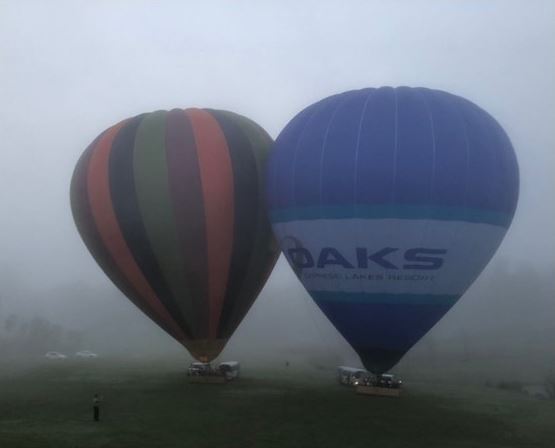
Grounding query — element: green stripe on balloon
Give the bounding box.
[133,111,196,336]
[239,114,276,335]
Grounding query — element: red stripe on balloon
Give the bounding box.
[86,122,187,341]
[187,109,235,338]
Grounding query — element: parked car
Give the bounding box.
[218,361,240,380]
[376,373,403,389]
[44,351,67,360]
[187,362,212,376]
[337,366,369,386]
[75,350,98,358]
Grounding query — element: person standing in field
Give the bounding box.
[93,393,101,422]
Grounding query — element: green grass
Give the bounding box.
[0,359,554,448]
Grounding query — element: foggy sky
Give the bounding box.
[1,1,554,364]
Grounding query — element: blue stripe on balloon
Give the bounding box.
[270,87,519,218]
[269,204,512,227]
[311,291,459,306]
[314,299,453,352]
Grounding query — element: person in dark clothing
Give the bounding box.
[93,393,101,421]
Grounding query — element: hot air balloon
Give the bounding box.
[267,87,519,375]
[71,108,278,362]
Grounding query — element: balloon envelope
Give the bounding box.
[267,87,519,374]
[71,108,278,362]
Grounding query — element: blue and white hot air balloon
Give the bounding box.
[267,87,519,375]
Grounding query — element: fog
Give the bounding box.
[1,1,554,383]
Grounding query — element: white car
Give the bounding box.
[336,366,369,386]
[45,351,67,360]
[218,361,240,380]
[187,362,212,376]
[75,350,98,358]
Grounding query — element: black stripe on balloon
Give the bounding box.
[165,109,210,338]
[70,133,182,340]
[213,116,278,337]
[108,115,193,339]
[207,110,260,338]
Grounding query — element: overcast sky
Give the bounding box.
[1,1,554,345]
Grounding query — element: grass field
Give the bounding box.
[0,358,554,448]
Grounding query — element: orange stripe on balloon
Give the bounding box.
[86,122,187,341]
[187,109,234,338]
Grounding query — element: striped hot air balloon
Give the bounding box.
[267,87,519,375]
[71,108,278,362]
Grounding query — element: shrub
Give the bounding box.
[545,375,555,399]
[496,380,523,392]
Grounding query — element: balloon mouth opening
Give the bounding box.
[184,338,227,363]
[359,347,405,375]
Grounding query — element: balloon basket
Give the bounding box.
[188,375,228,384]
[356,385,401,397]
